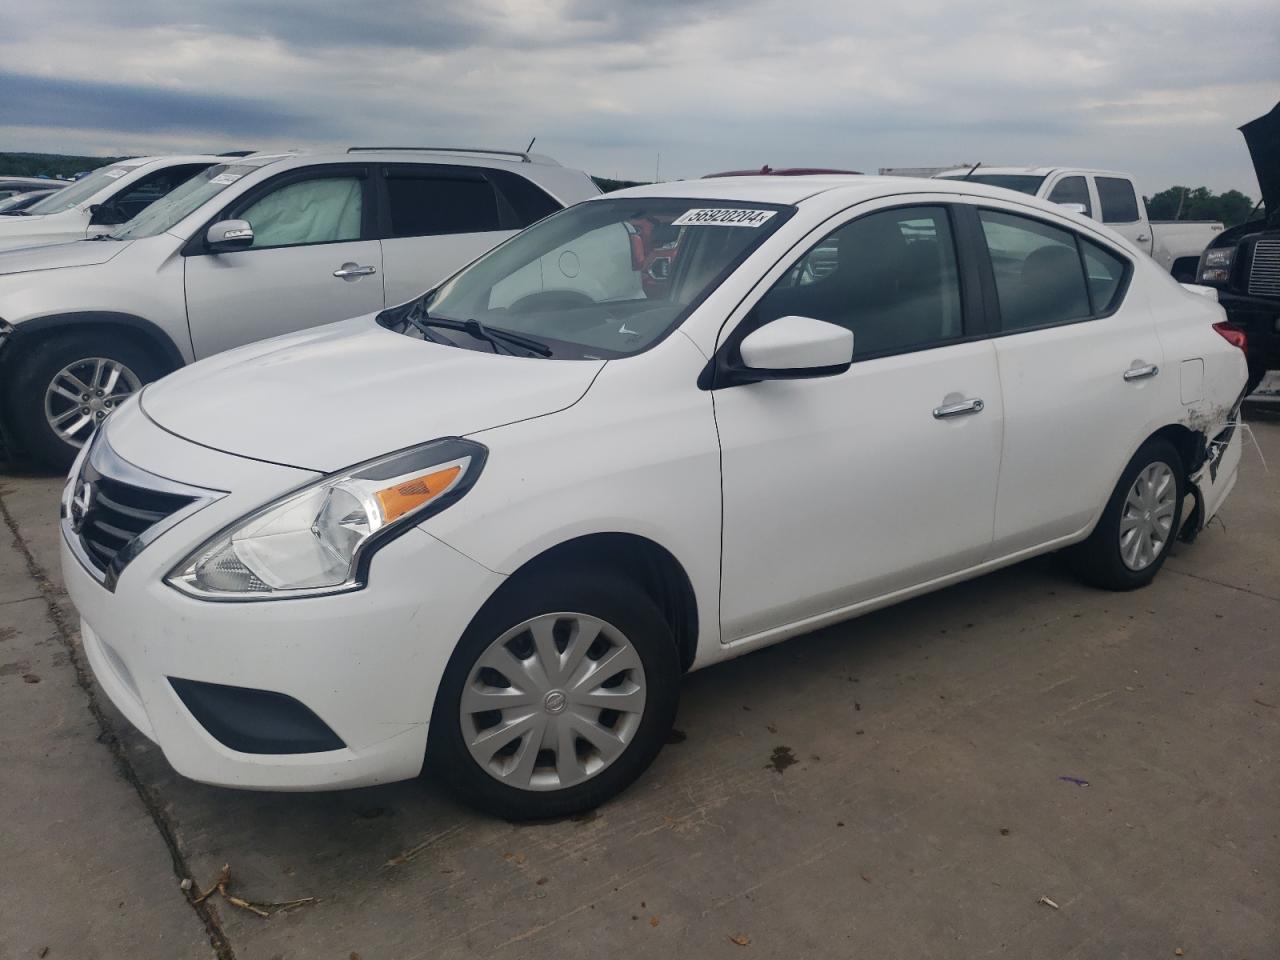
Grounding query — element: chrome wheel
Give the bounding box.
[460,613,647,792]
[1119,461,1177,571]
[44,357,141,448]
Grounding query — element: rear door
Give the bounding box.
[184,164,383,358]
[375,164,562,306]
[1093,175,1151,252]
[973,201,1163,555]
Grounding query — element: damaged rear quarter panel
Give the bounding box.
[1152,277,1249,534]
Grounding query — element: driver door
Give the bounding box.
[714,202,1004,642]
[185,167,384,358]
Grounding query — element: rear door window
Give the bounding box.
[1095,177,1140,224]
[1047,176,1092,217]
[978,210,1092,330]
[384,171,502,237]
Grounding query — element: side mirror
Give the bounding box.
[205,219,254,252]
[88,202,125,226]
[726,315,853,385]
[1056,202,1088,216]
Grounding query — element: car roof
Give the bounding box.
[0,175,65,184]
[934,165,1131,179]
[703,166,863,178]
[603,174,1051,206]
[236,147,566,171]
[110,155,231,169]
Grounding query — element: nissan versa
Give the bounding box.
[61,176,1247,819]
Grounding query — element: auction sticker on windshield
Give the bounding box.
[210,173,242,185]
[672,208,777,227]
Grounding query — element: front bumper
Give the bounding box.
[61,414,504,791]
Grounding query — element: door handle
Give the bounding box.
[932,398,985,419]
[1123,363,1159,381]
[333,263,377,279]
[1135,233,1151,243]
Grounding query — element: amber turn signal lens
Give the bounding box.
[375,466,462,522]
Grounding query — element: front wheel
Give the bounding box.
[6,333,161,471]
[428,570,680,820]
[1069,438,1185,591]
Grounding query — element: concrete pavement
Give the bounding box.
[1,423,1277,960]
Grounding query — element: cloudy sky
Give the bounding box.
[2,0,1277,196]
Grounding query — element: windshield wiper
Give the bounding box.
[403,311,456,347]
[405,309,552,357]
[464,318,553,357]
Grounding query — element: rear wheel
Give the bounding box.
[1069,438,1184,590]
[6,333,162,471]
[428,570,679,820]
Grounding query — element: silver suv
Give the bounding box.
[0,156,226,251]
[0,147,600,467]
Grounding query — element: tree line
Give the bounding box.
[1144,186,1264,227]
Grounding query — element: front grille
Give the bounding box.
[1249,239,1280,297]
[78,471,194,573]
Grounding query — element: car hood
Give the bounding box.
[1241,100,1280,225]
[0,238,128,275]
[140,315,606,472]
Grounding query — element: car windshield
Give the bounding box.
[936,173,1047,195]
[0,190,56,213]
[408,197,792,359]
[25,165,135,214]
[111,164,255,240]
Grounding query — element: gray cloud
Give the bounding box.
[1,0,1275,194]
[0,70,324,139]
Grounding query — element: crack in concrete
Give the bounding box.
[0,493,237,960]
[1165,566,1280,604]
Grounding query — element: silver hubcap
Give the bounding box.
[44,358,141,448]
[1119,461,1177,571]
[461,613,647,792]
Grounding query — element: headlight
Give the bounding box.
[167,438,486,600]
[1199,246,1234,284]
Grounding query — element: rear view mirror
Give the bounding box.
[717,315,853,386]
[206,219,254,252]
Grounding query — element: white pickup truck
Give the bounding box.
[935,167,1223,282]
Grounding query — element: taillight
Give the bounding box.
[1213,321,1247,352]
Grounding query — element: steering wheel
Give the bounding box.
[507,290,596,314]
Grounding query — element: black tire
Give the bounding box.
[427,568,680,820]
[5,332,163,471]
[1068,438,1185,591]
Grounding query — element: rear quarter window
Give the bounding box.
[487,169,562,227]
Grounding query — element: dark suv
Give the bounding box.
[1196,101,1279,393]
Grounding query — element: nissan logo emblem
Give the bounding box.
[69,479,95,534]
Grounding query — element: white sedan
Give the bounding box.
[60,175,1248,818]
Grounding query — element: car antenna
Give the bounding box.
[961,161,982,180]
[526,137,537,153]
